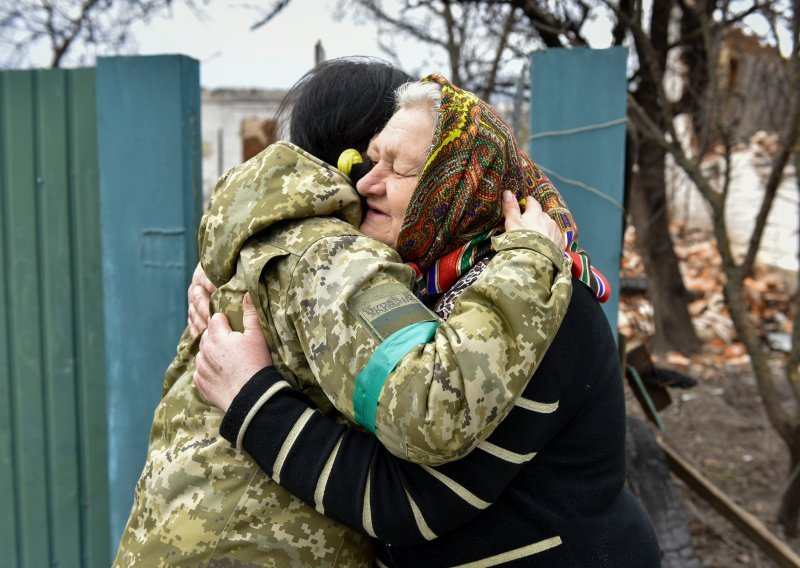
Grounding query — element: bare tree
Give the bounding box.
[623,0,800,534]
[0,0,196,68]
[336,0,537,102]
[0,0,300,70]
[606,0,704,356]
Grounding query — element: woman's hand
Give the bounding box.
[188,263,217,339]
[502,190,566,251]
[193,293,273,412]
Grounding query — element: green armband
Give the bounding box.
[353,320,439,433]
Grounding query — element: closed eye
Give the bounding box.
[394,166,421,179]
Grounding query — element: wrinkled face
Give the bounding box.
[356,106,436,249]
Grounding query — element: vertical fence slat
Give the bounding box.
[0,68,21,568]
[68,66,111,568]
[180,55,203,266]
[1,65,110,568]
[530,47,628,334]
[35,67,82,568]
[2,70,52,568]
[96,55,202,552]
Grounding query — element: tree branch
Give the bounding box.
[354,0,447,48]
[250,0,291,31]
[441,0,463,85]
[480,4,514,100]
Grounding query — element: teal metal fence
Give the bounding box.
[529,47,628,334]
[0,55,201,567]
[0,66,109,568]
[97,55,202,552]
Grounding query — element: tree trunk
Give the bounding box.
[629,138,701,355]
[777,436,800,536]
[724,273,800,536]
[626,0,700,356]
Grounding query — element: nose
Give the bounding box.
[356,164,385,197]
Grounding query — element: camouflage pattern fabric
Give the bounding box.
[114,143,373,567]
[286,229,571,464]
[114,141,571,566]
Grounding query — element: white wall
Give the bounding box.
[667,142,798,273]
[201,90,284,202]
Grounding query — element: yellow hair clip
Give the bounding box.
[337,149,363,177]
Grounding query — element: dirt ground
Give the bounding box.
[620,226,799,567]
[625,354,798,567]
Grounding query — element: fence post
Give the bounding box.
[96,55,202,553]
[529,47,628,334]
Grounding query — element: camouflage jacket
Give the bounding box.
[113,142,571,567]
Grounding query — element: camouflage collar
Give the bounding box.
[198,141,362,285]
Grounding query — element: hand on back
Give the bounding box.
[193,293,273,412]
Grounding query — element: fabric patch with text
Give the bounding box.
[348,282,438,342]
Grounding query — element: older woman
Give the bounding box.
[196,75,660,567]
[113,61,577,567]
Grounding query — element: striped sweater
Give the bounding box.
[220,277,661,567]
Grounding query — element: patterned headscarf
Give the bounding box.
[396,74,609,302]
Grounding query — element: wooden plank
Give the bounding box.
[529,47,628,334]
[34,67,82,568]
[0,67,20,568]
[67,66,111,568]
[96,55,202,550]
[2,69,51,568]
[659,438,800,568]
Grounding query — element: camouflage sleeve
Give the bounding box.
[375,231,572,464]
[287,230,571,466]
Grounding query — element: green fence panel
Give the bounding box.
[0,67,109,567]
[0,74,15,564]
[37,67,84,568]
[1,69,52,568]
[96,55,202,552]
[0,69,24,568]
[530,47,628,335]
[69,67,111,568]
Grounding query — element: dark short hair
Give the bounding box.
[279,57,412,181]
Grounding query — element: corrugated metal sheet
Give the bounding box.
[0,67,110,567]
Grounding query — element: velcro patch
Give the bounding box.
[349,282,437,341]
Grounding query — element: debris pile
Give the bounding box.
[618,222,795,367]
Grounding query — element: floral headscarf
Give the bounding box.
[396,74,609,302]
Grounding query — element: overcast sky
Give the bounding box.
[129,0,436,89]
